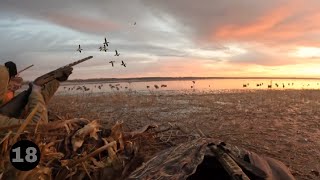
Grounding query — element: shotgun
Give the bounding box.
[0,56,93,118]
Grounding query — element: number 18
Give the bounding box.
[12,147,38,163]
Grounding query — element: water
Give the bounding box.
[54,79,320,95]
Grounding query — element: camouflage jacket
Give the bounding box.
[0,66,9,105]
[0,65,60,126]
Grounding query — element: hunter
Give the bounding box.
[0,62,72,126]
[3,61,23,103]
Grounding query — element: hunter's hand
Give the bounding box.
[56,67,73,82]
[7,76,23,91]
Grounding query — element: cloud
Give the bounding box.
[2,0,320,48]
[45,13,122,34]
[1,0,320,79]
[228,50,284,66]
[142,0,320,47]
[0,0,157,35]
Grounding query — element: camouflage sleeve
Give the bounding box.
[0,66,9,106]
[41,79,60,104]
[27,89,48,123]
[0,90,48,126]
[0,114,23,126]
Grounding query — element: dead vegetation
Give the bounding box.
[47,89,320,180]
[0,113,188,179]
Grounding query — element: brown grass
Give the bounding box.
[49,89,320,180]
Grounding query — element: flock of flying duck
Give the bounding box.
[77,37,127,67]
[76,21,137,67]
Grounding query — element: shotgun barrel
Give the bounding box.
[18,64,34,74]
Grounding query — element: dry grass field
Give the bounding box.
[49,89,320,180]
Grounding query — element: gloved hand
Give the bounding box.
[56,67,73,82]
[7,76,23,91]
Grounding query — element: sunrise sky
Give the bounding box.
[1,0,320,80]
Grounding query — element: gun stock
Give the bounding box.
[0,56,93,118]
[0,88,32,118]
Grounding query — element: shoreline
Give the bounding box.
[66,76,320,83]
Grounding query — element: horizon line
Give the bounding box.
[65,76,320,81]
[22,76,320,83]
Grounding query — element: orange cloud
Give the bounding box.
[211,0,311,44]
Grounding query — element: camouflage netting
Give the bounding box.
[128,138,296,180]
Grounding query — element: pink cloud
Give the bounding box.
[204,0,320,49]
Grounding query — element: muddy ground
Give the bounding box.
[49,90,320,180]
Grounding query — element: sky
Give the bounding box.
[1,0,320,80]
